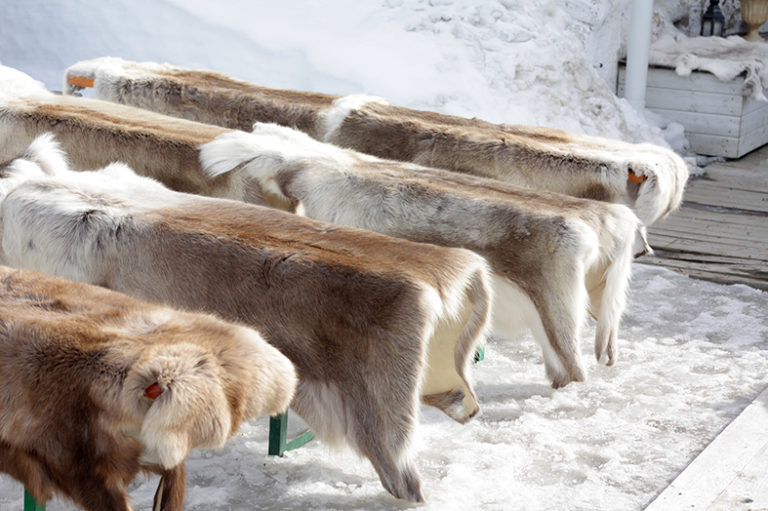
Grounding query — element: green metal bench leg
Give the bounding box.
[24,488,45,511]
[268,412,315,456]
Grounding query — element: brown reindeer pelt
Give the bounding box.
[0,265,296,511]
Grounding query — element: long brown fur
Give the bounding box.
[0,135,492,502]
[0,90,266,200]
[0,265,296,511]
[61,57,688,227]
[201,124,648,387]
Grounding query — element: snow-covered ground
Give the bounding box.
[2,1,767,510]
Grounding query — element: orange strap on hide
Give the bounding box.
[66,75,94,88]
[144,382,164,400]
[628,170,648,183]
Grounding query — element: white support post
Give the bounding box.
[624,0,654,112]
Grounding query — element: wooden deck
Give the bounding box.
[639,143,768,290]
[644,386,768,510]
[640,144,768,510]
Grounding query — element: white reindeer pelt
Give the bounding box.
[0,134,493,503]
[200,123,648,388]
[0,265,296,511]
[63,56,688,228]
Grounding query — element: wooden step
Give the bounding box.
[644,386,768,510]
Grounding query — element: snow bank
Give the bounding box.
[0,0,355,99]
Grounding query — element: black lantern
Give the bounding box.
[701,0,725,36]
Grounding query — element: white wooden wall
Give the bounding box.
[618,64,768,158]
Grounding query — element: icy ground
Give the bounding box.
[2,262,766,510]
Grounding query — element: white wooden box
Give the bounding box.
[618,64,768,158]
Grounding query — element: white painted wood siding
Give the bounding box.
[617,64,768,158]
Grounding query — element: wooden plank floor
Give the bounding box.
[640,144,768,510]
[644,386,768,511]
[639,144,768,290]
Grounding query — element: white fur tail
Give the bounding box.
[199,128,298,206]
[123,343,233,469]
[200,124,355,208]
[627,144,689,226]
[200,123,355,183]
[0,133,69,201]
[319,94,388,141]
[199,129,284,180]
[16,133,69,176]
[592,206,639,366]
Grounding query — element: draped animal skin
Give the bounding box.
[0,265,296,511]
[200,123,647,388]
[0,134,492,503]
[63,56,688,229]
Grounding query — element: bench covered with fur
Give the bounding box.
[63,56,688,228]
[199,122,648,388]
[2,66,641,388]
[0,134,492,503]
[0,265,296,511]
[0,66,256,203]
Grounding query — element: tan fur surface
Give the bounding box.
[200,124,644,388]
[0,265,296,511]
[333,103,688,226]
[0,135,492,502]
[63,57,688,226]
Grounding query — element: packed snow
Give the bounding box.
[1,1,767,510]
